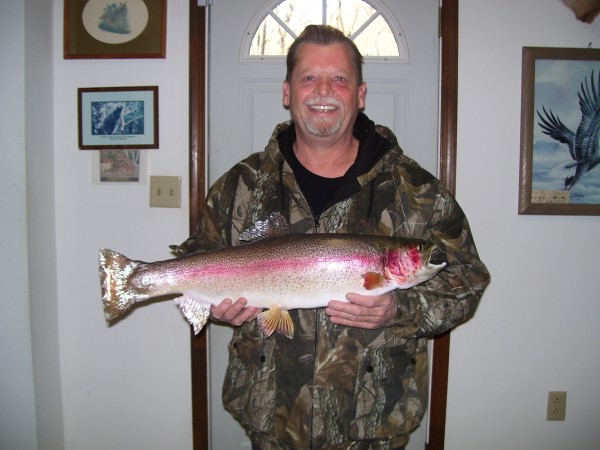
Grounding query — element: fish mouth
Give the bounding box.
[420,243,435,266]
[420,244,447,274]
[421,243,446,269]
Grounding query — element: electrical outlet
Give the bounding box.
[149,176,181,208]
[546,391,566,421]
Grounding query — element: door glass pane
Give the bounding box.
[326,0,376,34]
[248,0,402,58]
[352,16,399,56]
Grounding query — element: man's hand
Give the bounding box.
[326,292,397,329]
[210,298,262,326]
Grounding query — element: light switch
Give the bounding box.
[149,176,181,208]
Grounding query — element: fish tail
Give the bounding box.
[99,249,148,322]
[175,295,211,335]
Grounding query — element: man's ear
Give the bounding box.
[358,82,367,111]
[282,80,290,108]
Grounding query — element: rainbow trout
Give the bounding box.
[99,214,446,338]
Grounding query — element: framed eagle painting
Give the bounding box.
[519,46,600,215]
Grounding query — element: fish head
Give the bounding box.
[385,242,446,288]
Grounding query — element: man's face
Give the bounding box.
[283,43,366,140]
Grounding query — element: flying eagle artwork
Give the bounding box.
[537,71,600,191]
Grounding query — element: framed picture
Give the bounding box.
[519,47,600,215]
[78,86,159,150]
[92,149,148,184]
[64,0,167,59]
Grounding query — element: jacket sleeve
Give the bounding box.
[171,155,262,256]
[389,188,490,338]
[170,174,230,256]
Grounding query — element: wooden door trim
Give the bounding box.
[188,4,208,449]
[188,1,458,448]
[427,1,459,448]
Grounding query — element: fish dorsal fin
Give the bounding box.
[239,212,290,242]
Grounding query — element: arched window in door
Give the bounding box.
[242,0,408,61]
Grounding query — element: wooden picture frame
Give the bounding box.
[519,46,600,215]
[64,0,167,59]
[78,86,159,150]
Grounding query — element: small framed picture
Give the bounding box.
[519,47,600,215]
[78,86,159,150]
[64,0,167,59]
[92,149,148,184]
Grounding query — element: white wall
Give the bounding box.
[49,0,193,448]
[0,1,38,449]
[2,0,194,449]
[26,0,65,447]
[446,1,600,449]
[1,0,598,449]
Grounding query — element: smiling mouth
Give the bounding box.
[309,105,337,112]
[306,97,341,112]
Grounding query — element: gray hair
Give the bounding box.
[286,25,364,84]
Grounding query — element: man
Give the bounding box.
[175,25,489,450]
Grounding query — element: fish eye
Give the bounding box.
[416,243,423,252]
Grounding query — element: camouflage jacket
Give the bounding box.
[176,115,490,449]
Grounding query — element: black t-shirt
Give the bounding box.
[278,112,393,218]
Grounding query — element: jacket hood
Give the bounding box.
[271,112,401,180]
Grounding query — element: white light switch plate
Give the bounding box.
[149,176,181,208]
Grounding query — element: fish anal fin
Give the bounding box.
[257,305,294,339]
[175,294,211,335]
[362,272,387,290]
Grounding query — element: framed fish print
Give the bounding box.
[64,0,167,59]
[78,86,159,150]
[519,46,600,215]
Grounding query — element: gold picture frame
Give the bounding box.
[519,46,600,215]
[64,0,167,59]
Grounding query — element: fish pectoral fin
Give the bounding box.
[362,272,387,290]
[175,295,211,335]
[257,306,294,339]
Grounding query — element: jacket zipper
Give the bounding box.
[313,215,321,232]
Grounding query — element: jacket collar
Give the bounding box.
[272,112,398,182]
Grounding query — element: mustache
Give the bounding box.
[304,97,342,108]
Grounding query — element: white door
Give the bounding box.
[206,1,440,448]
